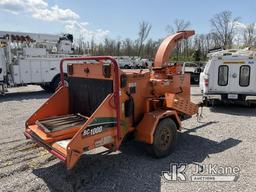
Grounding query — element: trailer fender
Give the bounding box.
[135,110,181,144]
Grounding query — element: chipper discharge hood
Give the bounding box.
[24,31,198,169]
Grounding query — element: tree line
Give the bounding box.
[73,10,256,62]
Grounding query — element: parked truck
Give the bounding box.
[0,31,85,94]
[200,48,256,105]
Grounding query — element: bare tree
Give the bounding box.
[144,38,158,58]
[243,23,256,47]
[97,43,104,55]
[116,40,121,56]
[71,11,247,61]
[210,11,240,49]
[137,21,152,56]
[90,37,95,55]
[103,38,116,55]
[166,19,191,33]
[205,33,215,51]
[122,38,133,56]
[166,19,191,60]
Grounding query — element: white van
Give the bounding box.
[200,49,256,104]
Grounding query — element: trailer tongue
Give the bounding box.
[24,31,198,169]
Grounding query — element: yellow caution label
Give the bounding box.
[223,61,245,64]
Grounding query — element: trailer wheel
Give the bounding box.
[150,118,177,158]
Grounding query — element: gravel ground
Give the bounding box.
[0,85,256,192]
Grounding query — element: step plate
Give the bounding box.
[36,114,87,133]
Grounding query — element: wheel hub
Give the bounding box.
[159,127,172,150]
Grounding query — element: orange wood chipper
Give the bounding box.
[24,30,198,169]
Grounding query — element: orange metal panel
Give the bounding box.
[165,93,198,116]
[65,94,117,169]
[151,73,191,99]
[26,86,69,126]
[52,143,67,156]
[135,110,181,144]
[28,125,77,144]
[69,63,114,80]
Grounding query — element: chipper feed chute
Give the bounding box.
[24,56,122,169]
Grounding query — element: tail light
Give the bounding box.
[204,78,209,87]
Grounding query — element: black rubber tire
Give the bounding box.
[203,97,210,107]
[40,84,52,93]
[50,75,68,92]
[50,76,61,92]
[124,65,130,69]
[193,76,199,83]
[150,118,177,158]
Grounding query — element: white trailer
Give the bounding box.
[199,49,256,104]
[0,31,86,94]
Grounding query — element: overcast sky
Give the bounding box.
[0,0,255,41]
